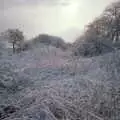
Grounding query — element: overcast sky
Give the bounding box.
[1,0,116,42]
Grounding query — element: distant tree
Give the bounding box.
[4,29,24,53]
[32,34,67,50]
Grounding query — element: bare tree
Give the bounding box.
[4,29,24,53]
[104,1,120,43]
[72,1,120,57]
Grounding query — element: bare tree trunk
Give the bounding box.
[116,31,119,42]
[13,42,15,53]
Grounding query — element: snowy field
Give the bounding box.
[0,42,120,120]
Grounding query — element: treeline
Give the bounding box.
[73,1,120,57]
[1,29,68,54]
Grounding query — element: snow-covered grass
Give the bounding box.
[0,42,120,120]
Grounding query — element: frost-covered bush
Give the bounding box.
[72,41,98,57]
[0,62,18,91]
[87,51,120,120]
[72,37,114,57]
[99,51,120,83]
[89,83,120,120]
[31,34,67,50]
[0,62,33,93]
